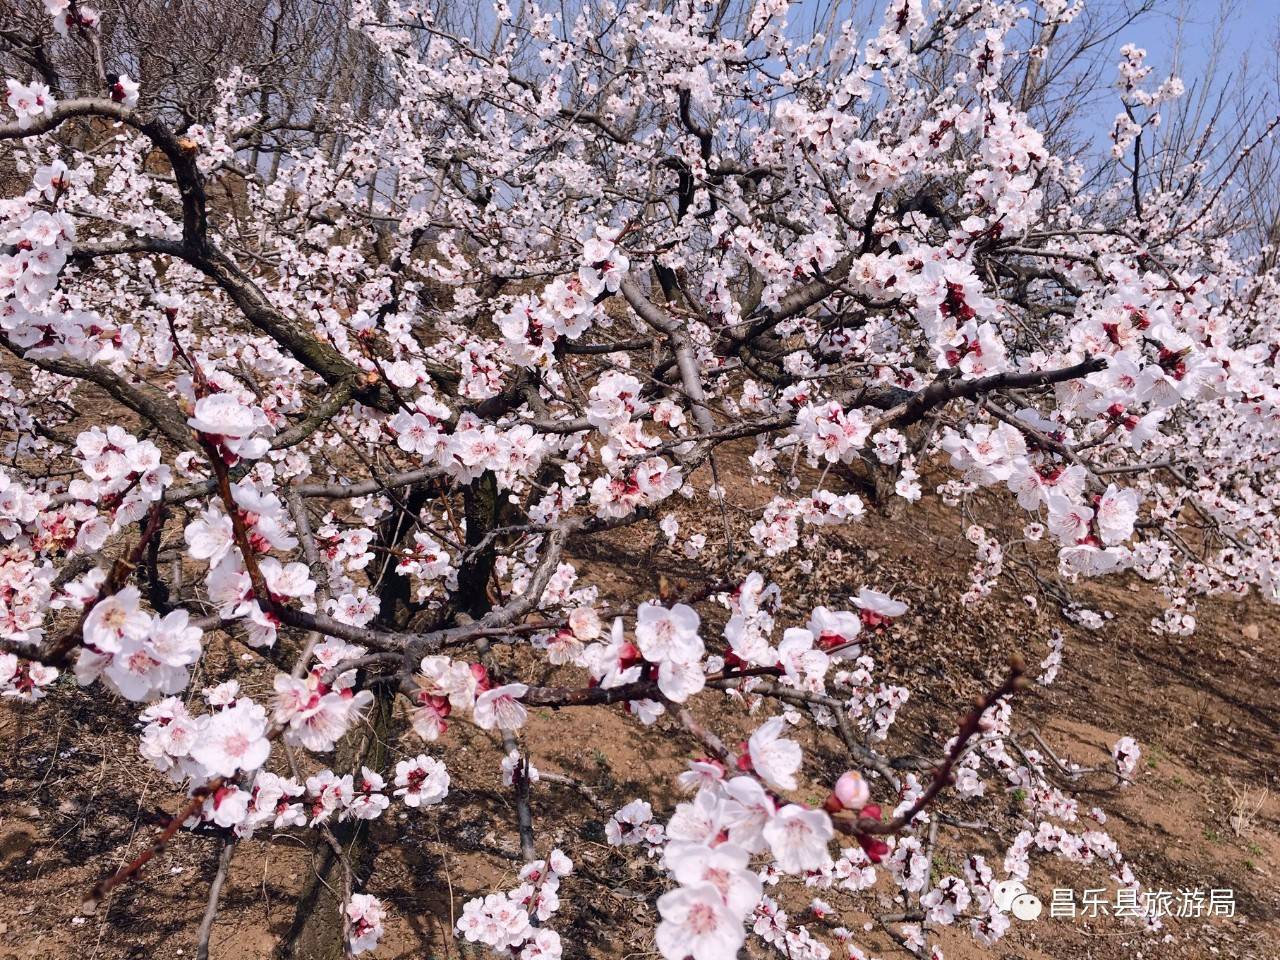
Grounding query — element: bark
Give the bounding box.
[276,687,396,960]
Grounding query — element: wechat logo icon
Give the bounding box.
[992,879,1043,921]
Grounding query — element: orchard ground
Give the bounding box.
[0,445,1276,960]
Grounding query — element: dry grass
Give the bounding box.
[1227,778,1272,838]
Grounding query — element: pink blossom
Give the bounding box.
[190,699,270,778]
[763,804,834,874]
[473,682,529,731]
[656,883,745,960]
[394,754,450,807]
[345,894,385,954]
[747,717,802,791]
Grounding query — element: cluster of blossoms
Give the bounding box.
[456,851,573,959]
[4,78,54,129]
[410,653,536,737]
[266,642,375,750]
[128,665,449,956]
[793,402,873,465]
[0,648,57,700]
[606,797,665,851]
[202,765,382,834]
[2,202,74,311]
[1111,44,1185,158]
[66,427,170,547]
[0,0,1275,957]
[625,667,1150,960]
[652,754,903,958]
[138,689,270,784]
[941,419,1148,577]
[187,391,275,462]
[182,475,316,648]
[345,894,387,955]
[77,586,204,701]
[39,0,101,38]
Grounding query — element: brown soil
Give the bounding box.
[1,452,1277,960]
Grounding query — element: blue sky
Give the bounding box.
[1080,0,1280,157]
[780,0,1279,107]
[1127,0,1278,77]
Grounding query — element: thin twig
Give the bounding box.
[194,839,236,960]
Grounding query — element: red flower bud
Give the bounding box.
[858,835,890,863]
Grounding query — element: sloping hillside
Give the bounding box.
[1,454,1277,960]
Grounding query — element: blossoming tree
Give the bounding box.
[1,0,1278,957]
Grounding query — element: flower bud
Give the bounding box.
[833,770,870,810]
[858,834,890,863]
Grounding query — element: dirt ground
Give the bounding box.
[1,452,1277,960]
